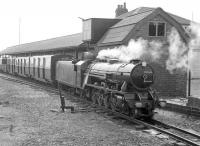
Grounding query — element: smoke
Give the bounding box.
[166,23,200,73]
[97,22,200,74]
[97,38,163,63]
[188,22,200,50]
[166,28,188,72]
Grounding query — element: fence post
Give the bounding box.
[58,83,65,112]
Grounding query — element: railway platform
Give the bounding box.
[162,97,200,117]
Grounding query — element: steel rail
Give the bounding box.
[152,119,200,140]
[109,111,200,146]
[0,74,59,94]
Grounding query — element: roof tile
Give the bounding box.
[116,7,154,19]
[98,24,135,45]
[112,10,153,28]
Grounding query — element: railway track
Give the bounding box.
[111,111,200,146]
[0,73,200,146]
[152,119,200,139]
[0,73,59,94]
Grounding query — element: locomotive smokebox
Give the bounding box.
[130,62,154,90]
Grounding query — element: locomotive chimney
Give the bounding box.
[115,2,128,17]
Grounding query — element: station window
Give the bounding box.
[149,22,156,36]
[157,23,165,36]
[148,22,165,36]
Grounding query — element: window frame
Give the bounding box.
[24,59,26,74]
[21,59,23,74]
[42,57,46,79]
[33,58,36,76]
[38,58,40,78]
[148,21,166,37]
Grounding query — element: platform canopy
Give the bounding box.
[1,33,83,55]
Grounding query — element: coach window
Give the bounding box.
[17,60,19,71]
[148,22,165,36]
[43,58,46,79]
[16,59,19,73]
[33,58,36,76]
[18,60,20,73]
[29,57,31,74]
[38,58,40,78]
[21,59,23,74]
[17,60,19,73]
[13,59,15,71]
[24,59,26,74]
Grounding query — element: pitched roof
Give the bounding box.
[1,33,83,55]
[168,13,191,25]
[98,7,190,46]
[97,24,135,45]
[112,10,153,28]
[117,7,191,25]
[116,7,154,19]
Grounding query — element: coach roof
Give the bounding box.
[1,33,83,55]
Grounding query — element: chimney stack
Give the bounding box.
[124,2,126,9]
[115,2,128,17]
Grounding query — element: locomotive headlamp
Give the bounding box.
[142,62,147,67]
[135,102,143,108]
[159,101,166,107]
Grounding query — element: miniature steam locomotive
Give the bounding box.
[56,52,165,118]
[0,52,166,118]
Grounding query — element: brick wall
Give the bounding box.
[151,62,187,97]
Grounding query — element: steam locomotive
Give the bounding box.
[0,52,166,118]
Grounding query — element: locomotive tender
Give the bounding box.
[0,52,165,118]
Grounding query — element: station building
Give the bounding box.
[1,3,193,98]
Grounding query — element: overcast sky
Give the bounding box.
[0,0,199,51]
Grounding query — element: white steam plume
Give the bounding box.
[166,27,188,72]
[189,22,200,51]
[97,38,163,63]
[166,23,200,73]
[187,22,200,72]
